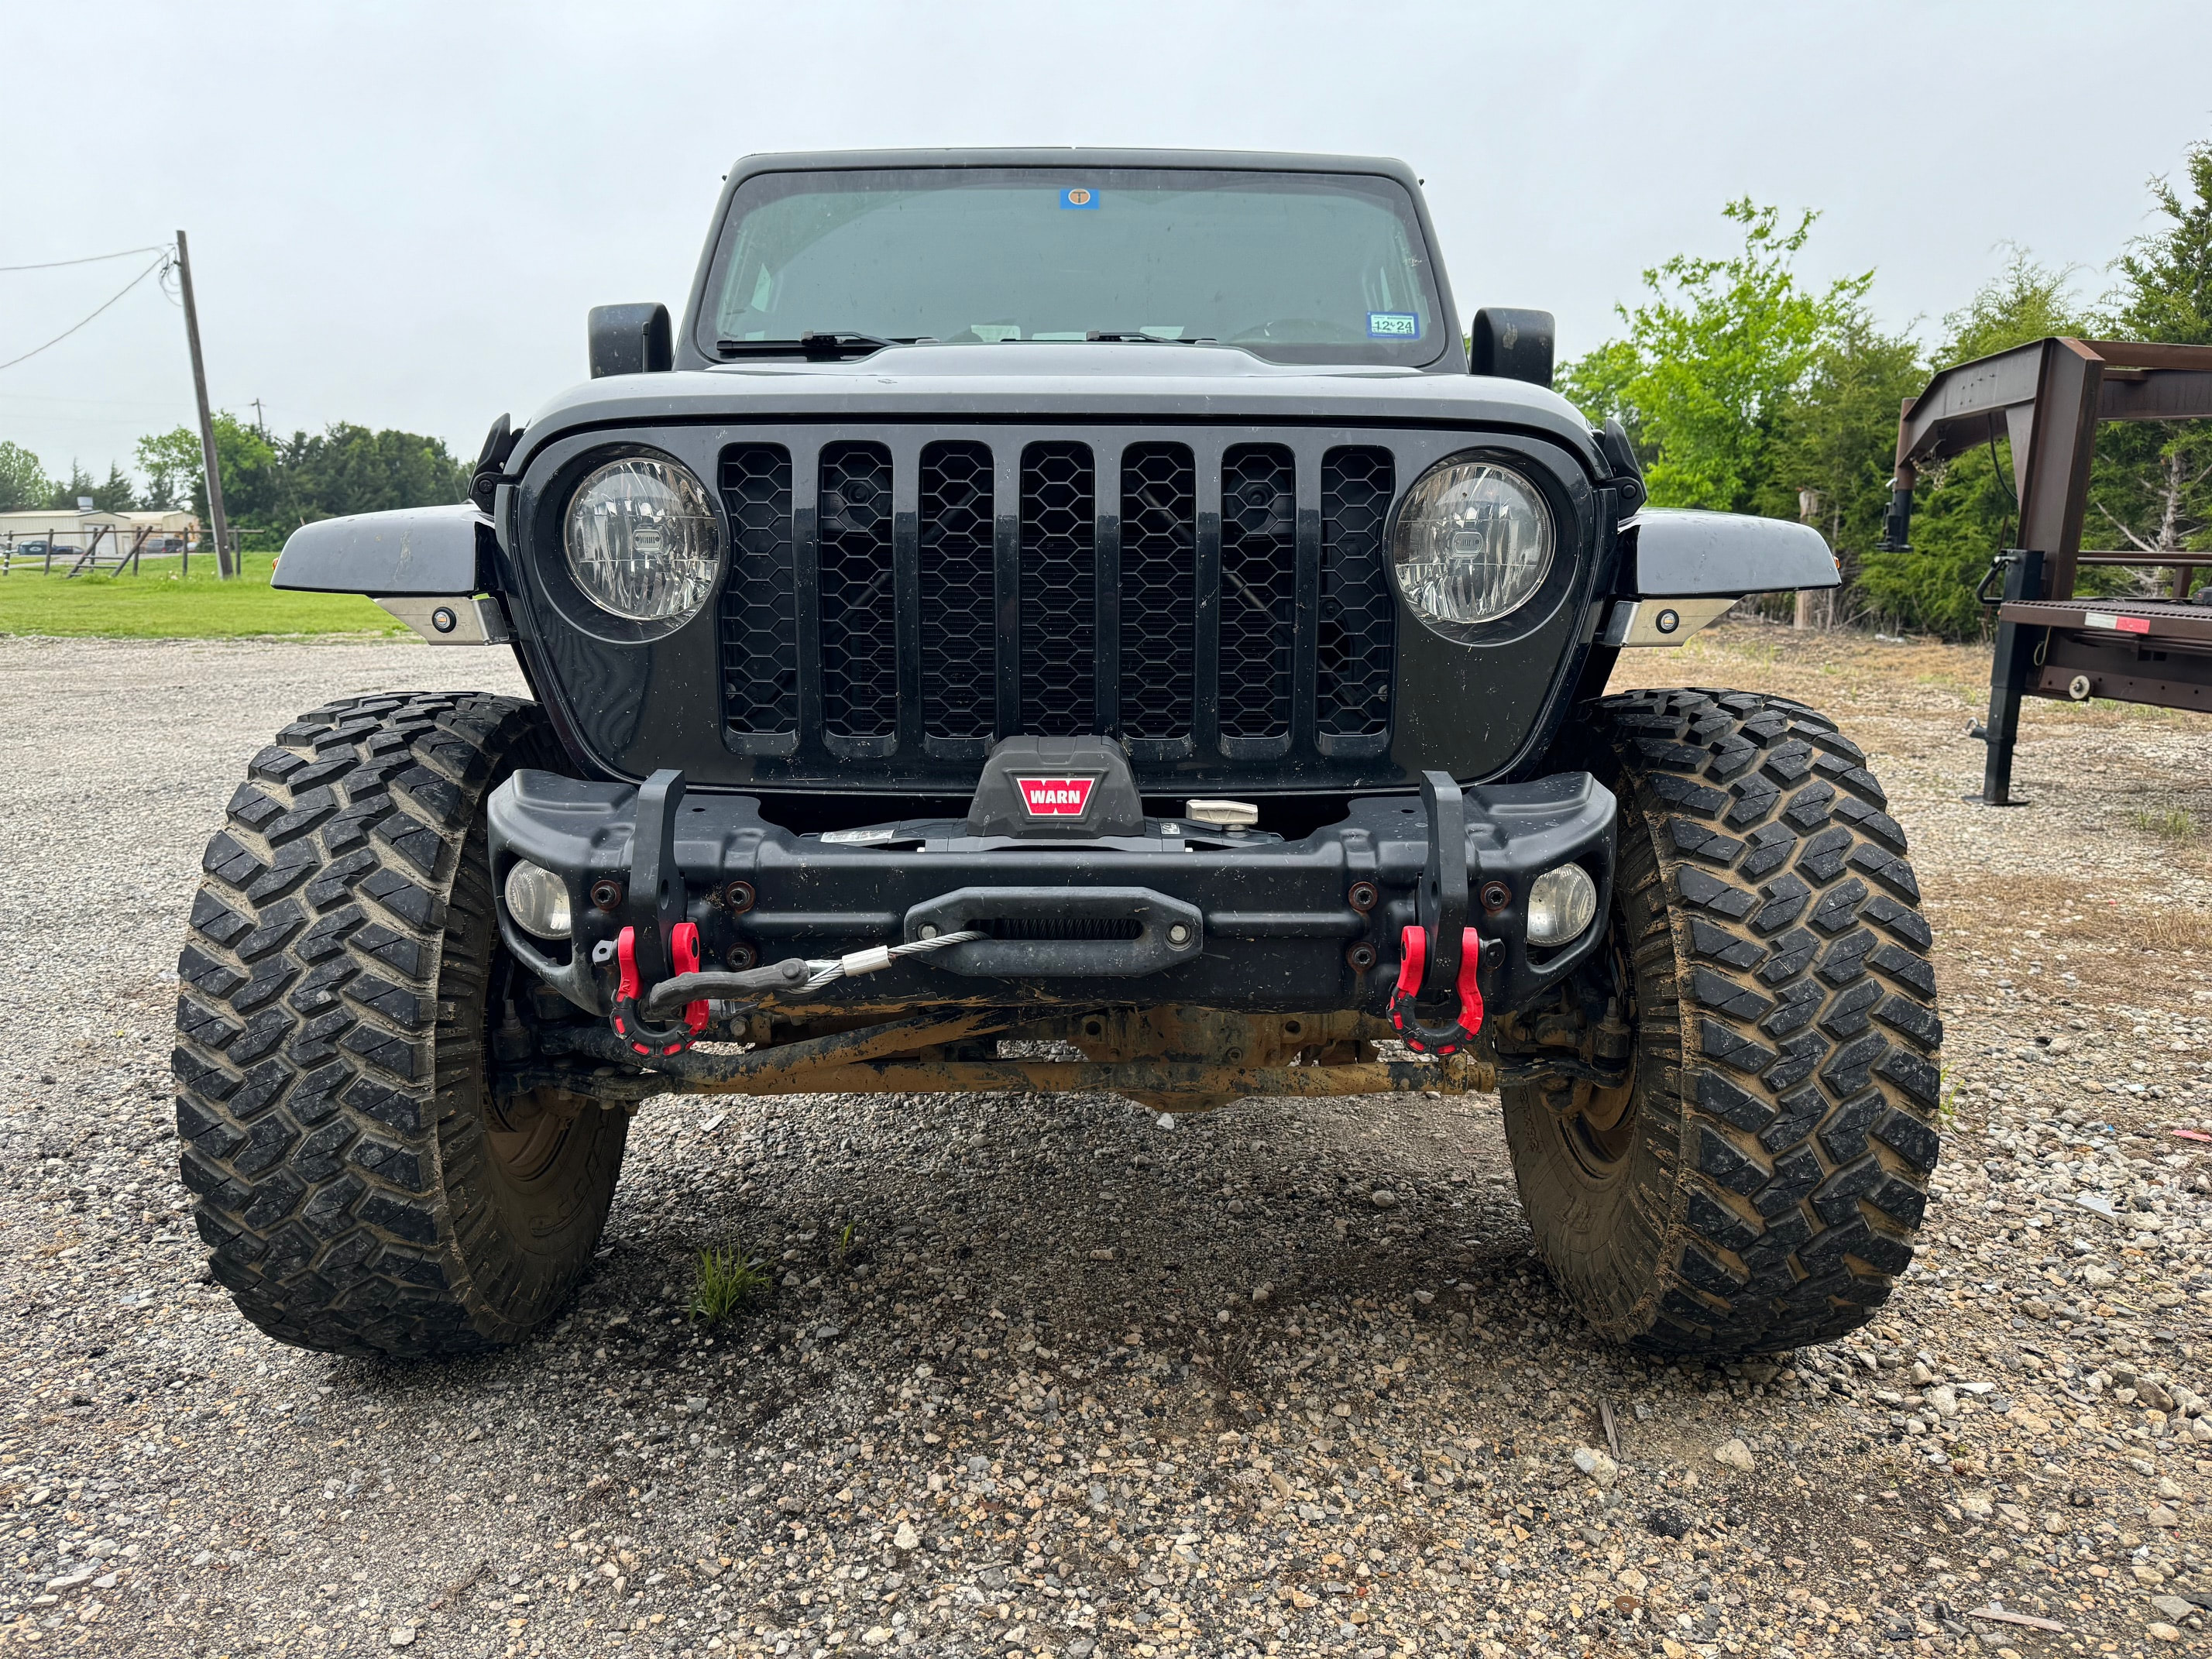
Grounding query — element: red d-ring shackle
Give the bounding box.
[610,922,710,1056]
[1389,925,1484,1056]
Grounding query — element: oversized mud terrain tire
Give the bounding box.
[1503,688,1942,1355]
[173,693,628,1358]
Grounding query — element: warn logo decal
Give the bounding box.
[1015,776,1097,817]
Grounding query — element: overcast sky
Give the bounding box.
[5,0,2209,483]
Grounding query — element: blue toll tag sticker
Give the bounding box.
[1060,187,1100,210]
[1367,312,1420,338]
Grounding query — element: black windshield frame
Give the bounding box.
[687,163,1458,370]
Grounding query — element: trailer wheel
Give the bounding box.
[1503,689,1942,1355]
[173,693,628,1358]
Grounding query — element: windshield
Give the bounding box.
[702,166,1448,366]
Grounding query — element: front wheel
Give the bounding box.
[173,693,628,1358]
[1503,689,1942,1356]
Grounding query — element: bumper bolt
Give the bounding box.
[1347,880,1379,913]
[723,880,757,914]
[725,941,757,969]
[589,878,624,913]
[1479,881,1512,913]
[1346,941,1379,971]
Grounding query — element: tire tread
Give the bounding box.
[173,692,590,1358]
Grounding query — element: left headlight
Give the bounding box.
[1390,459,1554,638]
[563,455,720,623]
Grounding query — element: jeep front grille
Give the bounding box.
[714,428,1400,770]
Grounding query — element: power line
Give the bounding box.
[0,244,169,273]
[0,253,171,374]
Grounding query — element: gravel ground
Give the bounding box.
[2,626,2210,1659]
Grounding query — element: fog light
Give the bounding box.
[1527,864,1597,947]
[504,860,572,939]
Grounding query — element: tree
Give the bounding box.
[1559,199,1870,514]
[2111,139,2212,343]
[136,415,279,525]
[0,441,46,511]
[135,428,201,511]
[126,417,469,539]
[90,462,136,512]
[45,461,97,511]
[1758,304,1926,623]
[270,423,471,524]
[2089,139,2212,593]
[1936,246,2087,367]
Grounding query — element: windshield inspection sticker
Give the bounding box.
[1060,187,1100,210]
[1367,311,1420,338]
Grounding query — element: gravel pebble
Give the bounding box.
[1,627,2209,1657]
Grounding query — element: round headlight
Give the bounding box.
[562,455,720,623]
[503,860,572,939]
[1390,459,1554,637]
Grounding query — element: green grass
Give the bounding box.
[0,551,404,639]
[2130,806,2199,842]
[689,1245,772,1324]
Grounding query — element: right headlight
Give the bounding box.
[1390,459,1554,637]
[562,455,720,623]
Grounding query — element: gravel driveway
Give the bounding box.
[2,627,2209,1659]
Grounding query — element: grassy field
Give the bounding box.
[0,552,402,639]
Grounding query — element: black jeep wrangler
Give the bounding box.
[174,149,1939,1362]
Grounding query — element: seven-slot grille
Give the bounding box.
[716,432,1396,764]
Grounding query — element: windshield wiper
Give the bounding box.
[1084,330,1215,345]
[715,331,919,361]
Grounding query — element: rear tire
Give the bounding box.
[1503,689,1942,1356]
[173,692,628,1358]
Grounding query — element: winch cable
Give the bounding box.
[796,928,986,993]
[640,929,985,1017]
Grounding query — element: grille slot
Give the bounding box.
[1118,443,1197,743]
[984,915,1144,942]
[717,444,798,741]
[1317,447,1397,741]
[919,441,997,741]
[817,441,896,740]
[1218,444,1297,739]
[1019,441,1097,735]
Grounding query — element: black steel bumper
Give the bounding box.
[486,771,1616,1021]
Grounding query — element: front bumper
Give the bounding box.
[486,772,1616,1020]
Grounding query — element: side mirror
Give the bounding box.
[588,303,672,378]
[1470,307,1554,389]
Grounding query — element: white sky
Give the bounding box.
[4,0,2209,483]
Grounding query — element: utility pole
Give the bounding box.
[174,230,234,580]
